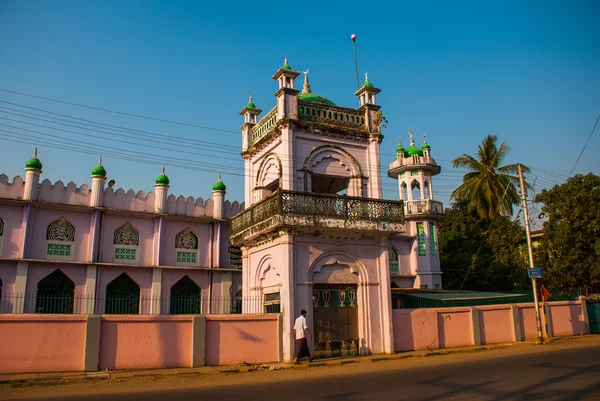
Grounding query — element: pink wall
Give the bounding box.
[0,315,86,373]
[100,215,155,265]
[25,263,87,313]
[393,309,439,351]
[548,302,587,336]
[478,306,514,344]
[205,315,278,365]
[437,308,472,348]
[0,261,16,294]
[28,208,93,261]
[160,219,211,267]
[0,204,25,259]
[519,304,541,340]
[99,315,192,370]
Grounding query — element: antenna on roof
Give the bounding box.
[351,34,359,91]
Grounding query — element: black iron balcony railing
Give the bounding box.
[230,190,404,240]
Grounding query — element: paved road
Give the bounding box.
[6,338,600,401]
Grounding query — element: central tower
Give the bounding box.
[232,59,406,361]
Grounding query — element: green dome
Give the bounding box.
[25,157,42,170]
[91,165,107,176]
[363,81,374,88]
[298,93,336,105]
[156,173,170,185]
[212,180,226,191]
[421,143,431,150]
[395,145,406,153]
[246,101,257,109]
[406,145,424,157]
[282,63,292,70]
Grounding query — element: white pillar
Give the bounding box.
[154,184,168,214]
[84,264,98,314]
[280,233,295,362]
[90,176,106,207]
[151,267,162,315]
[213,190,224,219]
[13,261,28,313]
[221,272,232,314]
[378,237,394,353]
[23,169,40,201]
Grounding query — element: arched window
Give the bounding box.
[45,218,75,261]
[0,217,4,255]
[389,245,399,275]
[175,229,199,266]
[35,269,74,314]
[105,273,140,314]
[113,223,140,264]
[170,275,200,314]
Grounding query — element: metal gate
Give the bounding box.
[312,284,359,359]
[587,301,600,334]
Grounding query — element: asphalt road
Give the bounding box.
[6,338,600,401]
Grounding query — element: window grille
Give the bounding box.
[229,246,242,269]
[389,245,399,275]
[429,223,438,256]
[263,292,281,314]
[113,223,140,264]
[105,273,140,314]
[45,218,75,261]
[417,222,427,256]
[170,275,200,314]
[35,269,75,314]
[175,229,199,266]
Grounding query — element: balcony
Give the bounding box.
[230,190,406,246]
[404,200,444,217]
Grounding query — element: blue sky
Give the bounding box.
[0,0,598,217]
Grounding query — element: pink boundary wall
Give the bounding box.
[0,314,280,374]
[393,301,588,352]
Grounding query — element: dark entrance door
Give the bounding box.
[312,284,359,359]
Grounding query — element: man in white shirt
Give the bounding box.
[293,309,313,364]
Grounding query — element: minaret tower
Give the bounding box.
[212,174,226,219]
[272,58,300,120]
[23,148,42,201]
[388,131,443,289]
[90,157,107,207]
[240,94,262,152]
[154,166,169,214]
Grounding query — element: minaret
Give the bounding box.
[212,174,226,219]
[23,148,42,201]
[154,166,169,214]
[240,94,262,152]
[90,156,107,207]
[396,137,406,160]
[272,57,300,120]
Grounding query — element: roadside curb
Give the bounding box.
[0,337,579,385]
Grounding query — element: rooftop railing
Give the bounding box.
[298,101,365,130]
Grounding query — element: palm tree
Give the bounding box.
[451,135,528,220]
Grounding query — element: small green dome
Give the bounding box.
[213,180,226,191]
[25,157,43,170]
[156,167,170,185]
[298,93,336,106]
[364,81,374,88]
[406,145,424,157]
[282,57,292,70]
[91,165,107,176]
[246,101,257,109]
[395,145,406,153]
[421,143,431,150]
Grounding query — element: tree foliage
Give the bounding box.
[439,199,530,291]
[534,173,600,291]
[451,135,529,221]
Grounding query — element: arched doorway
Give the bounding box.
[170,275,200,314]
[105,273,140,314]
[36,269,74,314]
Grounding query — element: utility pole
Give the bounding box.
[518,163,544,343]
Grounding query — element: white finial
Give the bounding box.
[218,173,222,182]
[302,69,311,94]
[34,148,38,159]
[284,57,288,65]
[248,93,252,103]
[409,130,414,146]
[398,137,402,146]
[161,165,165,175]
[98,156,102,166]
[365,71,369,82]
[423,134,428,144]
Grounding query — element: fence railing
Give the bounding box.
[230,189,405,237]
[298,100,366,130]
[404,200,444,216]
[0,293,274,315]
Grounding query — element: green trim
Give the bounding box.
[298,93,336,105]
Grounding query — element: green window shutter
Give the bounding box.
[429,223,438,256]
[417,223,427,256]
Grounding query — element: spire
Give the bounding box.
[423,134,427,145]
[302,69,311,94]
[398,137,402,147]
[218,173,222,182]
[33,148,38,159]
[409,130,414,146]
[162,165,165,175]
[365,72,369,82]
[98,156,102,166]
[248,93,252,103]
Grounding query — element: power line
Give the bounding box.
[568,113,599,177]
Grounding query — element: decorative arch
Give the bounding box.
[411,180,421,201]
[113,222,140,264]
[105,273,140,314]
[174,228,199,266]
[303,145,364,196]
[303,145,363,177]
[255,255,281,291]
[170,275,200,314]
[308,250,368,284]
[35,269,75,314]
[45,217,75,261]
[255,152,282,189]
[389,245,399,275]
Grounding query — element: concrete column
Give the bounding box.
[580,297,591,334]
[511,305,523,342]
[470,307,482,346]
[367,138,382,198]
[151,267,162,315]
[90,176,106,207]
[84,264,98,314]
[277,314,284,362]
[281,128,294,190]
[280,233,295,362]
[154,184,168,214]
[212,190,224,219]
[191,315,206,367]
[23,169,40,201]
[377,237,394,353]
[13,261,28,313]
[221,272,233,314]
[84,315,101,371]
[543,303,554,338]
